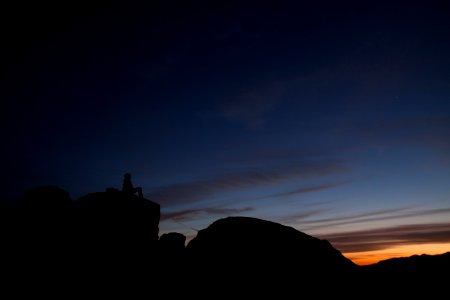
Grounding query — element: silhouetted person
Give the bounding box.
[122,173,143,198]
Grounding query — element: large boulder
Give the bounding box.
[74,189,160,248]
[72,189,160,277]
[159,232,186,258]
[186,216,356,284]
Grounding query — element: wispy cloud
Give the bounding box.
[216,82,285,129]
[320,222,450,253]
[267,182,346,199]
[231,148,331,164]
[299,207,450,231]
[238,182,345,207]
[355,116,450,157]
[161,206,254,222]
[146,159,347,206]
[274,209,328,224]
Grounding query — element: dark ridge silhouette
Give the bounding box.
[3,182,449,293]
[361,251,450,275]
[353,252,450,292]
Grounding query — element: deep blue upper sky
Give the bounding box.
[2,1,450,257]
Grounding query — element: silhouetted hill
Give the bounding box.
[352,252,450,293]
[186,216,356,286]
[361,251,450,274]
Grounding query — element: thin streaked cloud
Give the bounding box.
[298,207,450,231]
[147,159,347,207]
[161,206,254,222]
[267,182,347,199]
[320,222,450,253]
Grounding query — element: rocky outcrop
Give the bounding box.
[8,184,448,294]
[8,186,161,280]
[72,189,160,274]
[75,189,160,244]
[186,216,356,282]
[159,232,186,257]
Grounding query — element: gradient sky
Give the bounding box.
[2,1,450,265]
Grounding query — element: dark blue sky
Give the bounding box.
[2,1,450,263]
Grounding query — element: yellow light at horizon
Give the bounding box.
[345,243,450,266]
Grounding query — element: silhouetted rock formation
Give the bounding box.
[5,185,161,286]
[158,232,186,280]
[18,185,72,210]
[186,216,356,285]
[159,232,186,258]
[75,189,160,243]
[5,184,449,293]
[73,189,160,274]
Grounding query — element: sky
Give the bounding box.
[2,1,450,265]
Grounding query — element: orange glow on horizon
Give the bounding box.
[344,243,450,266]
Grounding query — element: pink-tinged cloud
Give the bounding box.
[298,207,450,231]
[161,207,254,222]
[320,222,450,253]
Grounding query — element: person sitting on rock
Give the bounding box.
[122,173,143,198]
